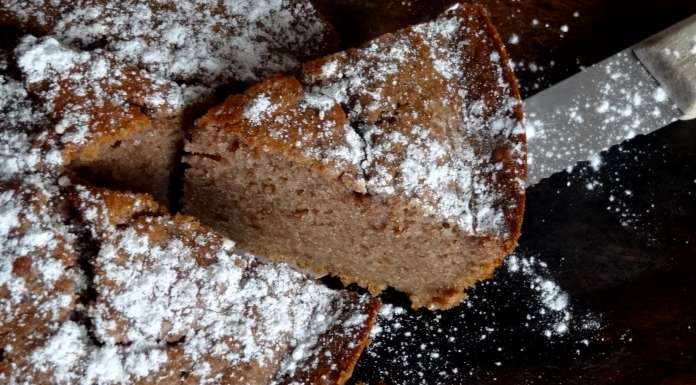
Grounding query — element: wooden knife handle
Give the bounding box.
[634,14,696,120]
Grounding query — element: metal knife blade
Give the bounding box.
[524,14,696,185]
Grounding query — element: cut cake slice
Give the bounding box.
[183,3,526,309]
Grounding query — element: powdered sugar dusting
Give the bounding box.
[30,321,91,383]
[1,0,333,98]
[525,49,680,184]
[326,123,367,169]
[244,94,276,125]
[300,6,525,236]
[9,36,183,165]
[70,186,376,384]
[16,36,87,84]
[506,255,571,337]
[28,320,176,384]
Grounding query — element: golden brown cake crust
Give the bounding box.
[186,3,526,310]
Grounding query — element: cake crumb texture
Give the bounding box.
[185,3,526,310]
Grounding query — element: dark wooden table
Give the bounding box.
[311,1,696,384]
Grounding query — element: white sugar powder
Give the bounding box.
[16,36,87,84]
[506,255,573,337]
[244,94,276,125]
[31,322,90,382]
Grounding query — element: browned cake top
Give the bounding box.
[0,36,183,176]
[195,3,526,241]
[0,0,336,88]
[0,177,86,383]
[0,182,379,384]
[72,187,378,384]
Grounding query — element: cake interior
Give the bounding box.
[69,116,183,206]
[185,134,506,309]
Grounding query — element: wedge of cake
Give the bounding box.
[184,3,526,309]
[69,186,379,385]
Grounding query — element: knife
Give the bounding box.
[524,14,696,185]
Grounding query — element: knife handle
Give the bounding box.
[634,14,696,120]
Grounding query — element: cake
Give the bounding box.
[183,3,526,309]
[2,0,527,381]
[0,0,337,97]
[0,178,86,384]
[1,0,338,205]
[1,37,380,385]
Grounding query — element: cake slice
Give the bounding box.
[13,36,184,205]
[184,3,526,309]
[70,186,379,385]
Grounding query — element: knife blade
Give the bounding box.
[524,14,696,185]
